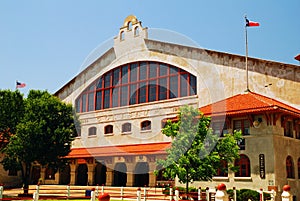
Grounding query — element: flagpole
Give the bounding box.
[245,16,249,92]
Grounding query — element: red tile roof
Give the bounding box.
[67,142,171,158]
[200,91,300,117]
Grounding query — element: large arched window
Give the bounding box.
[235,154,251,177]
[286,156,295,178]
[75,61,197,113]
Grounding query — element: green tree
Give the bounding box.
[156,105,241,196]
[0,90,24,149]
[1,90,77,194]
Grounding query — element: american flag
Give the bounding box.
[16,81,26,88]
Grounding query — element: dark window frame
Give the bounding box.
[284,120,294,138]
[212,121,228,137]
[75,61,197,113]
[141,120,151,131]
[104,125,114,135]
[233,119,250,135]
[122,123,132,133]
[88,127,97,136]
[286,156,295,179]
[235,154,251,177]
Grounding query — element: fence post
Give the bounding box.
[120,186,124,201]
[259,188,264,201]
[198,187,201,201]
[90,188,95,201]
[0,185,3,200]
[169,186,173,201]
[175,188,179,201]
[233,187,237,201]
[206,187,209,201]
[215,183,228,201]
[67,184,71,199]
[33,183,40,201]
[270,189,276,201]
[281,185,292,201]
[96,184,99,197]
[143,186,147,201]
[137,187,141,201]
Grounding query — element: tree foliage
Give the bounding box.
[0,90,77,193]
[0,90,24,148]
[156,105,241,195]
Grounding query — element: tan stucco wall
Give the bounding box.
[53,16,300,198]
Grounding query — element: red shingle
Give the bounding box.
[67,142,171,158]
[200,91,300,117]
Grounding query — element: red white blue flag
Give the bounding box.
[16,81,26,88]
[246,18,260,27]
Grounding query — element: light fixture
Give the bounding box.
[253,118,262,128]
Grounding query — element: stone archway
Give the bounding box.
[76,164,88,186]
[112,163,127,186]
[94,163,107,185]
[134,162,149,187]
[59,165,70,185]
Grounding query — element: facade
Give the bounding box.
[1,15,300,199]
[55,15,300,198]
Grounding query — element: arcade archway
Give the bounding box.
[76,164,88,186]
[112,163,127,186]
[134,162,149,187]
[94,163,107,185]
[59,165,70,185]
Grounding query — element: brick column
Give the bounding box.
[106,168,113,186]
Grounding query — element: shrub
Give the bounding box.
[227,189,270,201]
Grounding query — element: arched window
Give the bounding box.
[104,125,113,135]
[235,154,251,177]
[286,156,295,178]
[128,21,132,30]
[141,120,151,131]
[88,127,97,136]
[122,123,131,133]
[134,27,139,36]
[75,61,197,113]
[120,31,125,41]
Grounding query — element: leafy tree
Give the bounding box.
[0,90,24,149]
[156,105,241,196]
[1,90,77,194]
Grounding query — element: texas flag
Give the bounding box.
[246,18,260,27]
[16,81,26,88]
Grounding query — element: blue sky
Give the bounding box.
[1,0,299,95]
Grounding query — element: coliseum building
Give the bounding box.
[2,15,300,199]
